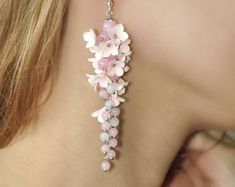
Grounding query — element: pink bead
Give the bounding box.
[102,111,111,121]
[101,122,111,131]
[109,128,118,137]
[111,108,120,116]
[109,138,118,148]
[106,150,116,159]
[103,20,117,32]
[101,160,111,172]
[107,56,116,61]
[98,58,110,70]
[99,89,109,100]
[101,144,110,153]
[97,31,110,42]
[110,75,119,82]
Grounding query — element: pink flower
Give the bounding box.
[108,24,129,44]
[96,40,118,58]
[87,73,112,90]
[110,94,126,107]
[97,31,110,42]
[91,107,106,123]
[119,39,131,54]
[107,59,125,77]
[114,78,128,91]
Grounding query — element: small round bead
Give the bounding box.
[101,144,110,154]
[110,75,119,82]
[97,32,110,42]
[111,108,120,116]
[106,150,116,159]
[103,20,117,32]
[98,58,110,70]
[99,89,109,100]
[106,84,116,94]
[110,117,119,127]
[101,160,111,172]
[102,111,111,121]
[101,122,111,131]
[100,132,109,142]
[109,138,118,148]
[109,128,118,137]
[105,100,115,110]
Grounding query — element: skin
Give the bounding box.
[0,0,235,186]
[163,130,235,187]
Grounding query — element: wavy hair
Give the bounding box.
[0,0,68,147]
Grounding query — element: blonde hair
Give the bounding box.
[0,0,68,147]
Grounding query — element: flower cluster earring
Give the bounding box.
[83,0,132,172]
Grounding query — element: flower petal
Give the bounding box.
[111,96,120,106]
[108,28,116,39]
[99,78,108,88]
[115,68,124,76]
[95,69,103,74]
[91,107,106,123]
[98,115,105,123]
[125,56,131,63]
[115,83,124,91]
[118,96,126,102]
[124,66,130,72]
[111,46,119,56]
[86,74,97,87]
[107,67,115,76]
[120,40,131,53]
[89,46,99,53]
[83,29,96,42]
[118,88,126,95]
[115,24,124,33]
[118,61,125,68]
[88,58,98,69]
[88,58,96,63]
[120,32,129,42]
[91,107,104,117]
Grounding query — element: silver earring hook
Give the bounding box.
[106,0,114,20]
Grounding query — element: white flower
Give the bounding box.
[107,60,125,77]
[88,58,104,74]
[118,87,126,95]
[118,51,132,65]
[91,107,106,123]
[114,78,128,96]
[119,39,131,54]
[123,66,130,72]
[88,58,98,68]
[89,46,100,54]
[106,78,128,95]
[96,40,119,58]
[113,78,128,91]
[108,24,129,44]
[87,73,112,90]
[83,29,96,48]
[110,94,126,106]
[125,55,131,63]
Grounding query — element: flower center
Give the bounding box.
[107,43,112,48]
[111,63,117,68]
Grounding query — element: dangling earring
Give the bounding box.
[83,0,132,172]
